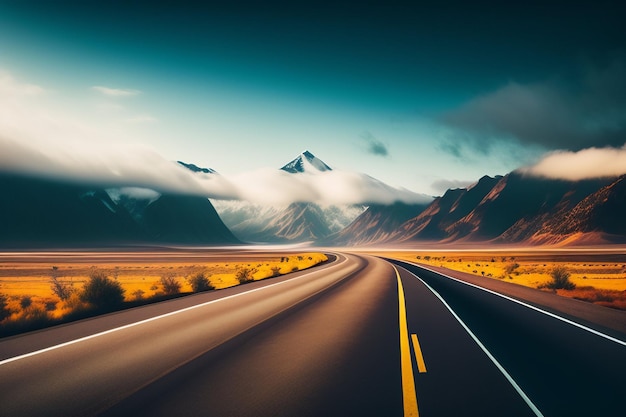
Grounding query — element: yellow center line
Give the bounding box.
[394,265,419,417]
[411,334,427,373]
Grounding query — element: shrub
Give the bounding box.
[545,266,576,290]
[20,296,32,310]
[505,262,520,275]
[236,267,257,284]
[132,289,146,300]
[188,272,214,292]
[80,270,125,309]
[291,266,299,272]
[0,293,11,322]
[50,270,74,301]
[270,266,282,277]
[160,274,181,295]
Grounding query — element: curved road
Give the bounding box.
[0,252,624,416]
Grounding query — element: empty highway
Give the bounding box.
[1,252,624,416]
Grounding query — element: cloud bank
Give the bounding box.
[0,71,429,206]
[520,145,626,181]
[441,59,626,154]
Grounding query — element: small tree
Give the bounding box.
[80,270,125,309]
[236,267,257,284]
[188,272,214,292]
[160,274,181,295]
[546,266,575,290]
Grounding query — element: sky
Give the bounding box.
[1,0,625,201]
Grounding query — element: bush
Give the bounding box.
[0,293,11,322]
[50,275,74,301]
[545,266,576,290]
[236,268,256,284]
[505,262,520,275]
[188,272,214,292]
[80,270,125,309]
[160,274,181,295]
[270,266,282,277]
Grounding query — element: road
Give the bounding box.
[0,252,624,416]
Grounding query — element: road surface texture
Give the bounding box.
[1,252,624,416]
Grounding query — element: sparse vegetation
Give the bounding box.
[0,252,328,336]
[386,250,626,310]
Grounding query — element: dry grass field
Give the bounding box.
[374,250,626,310]
[0,251,328,328]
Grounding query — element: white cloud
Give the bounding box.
[126,114,158,124]
[520,145,626,180]
[0,71,429,206]
[92,85,141,97]
[0,71,45,97]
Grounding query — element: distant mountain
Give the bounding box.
[442,173,610,243]
[0,172,239,248]
[392,175,502,242]
[212,151,364,243]
[522,175,626,245]
[329,202,429,246]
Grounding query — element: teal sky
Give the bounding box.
[1,1,624,196]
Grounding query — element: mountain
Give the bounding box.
[329,202,429,246]
[391,175,502,242]
[333,171,625,247]
[523,175,626,245]
[212,151,365,243]
[443,173,611,243]
[0,171,239,248]
[280,150,331,173]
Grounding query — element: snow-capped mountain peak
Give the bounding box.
[280,150,332,173]
[177,161,217,174]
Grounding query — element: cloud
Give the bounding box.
[0,70,430,206]
[0,73,428,206]
[92,86,141,97]
[227,168,431,205]
[126,114,158,123]
[520,145,626,180]
[0,132,431,205]
[441,59,626,152]
[430,178,474,194]
[0,71,45,96]
[360,131,389,157]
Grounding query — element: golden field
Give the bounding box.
[372,250,626,310]
[0,252,328,324]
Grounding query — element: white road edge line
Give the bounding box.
[399,266,545,417]
[0,254,347,367]
[403,261,626,347]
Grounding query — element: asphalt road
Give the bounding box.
[1,252,624,416]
